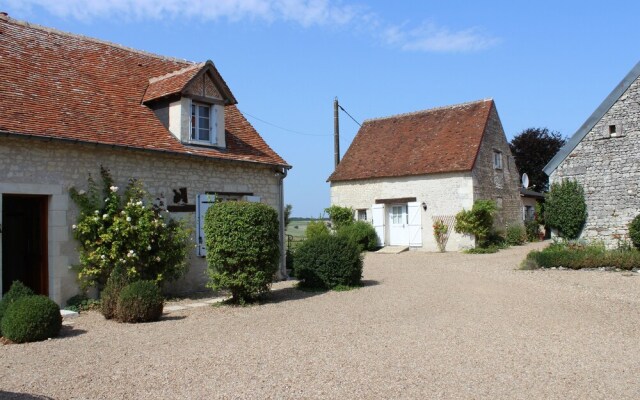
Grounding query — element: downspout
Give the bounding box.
[276,167,289,280]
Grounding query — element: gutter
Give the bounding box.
[275,166,291,280]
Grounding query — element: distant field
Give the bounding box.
[286,220,312,238]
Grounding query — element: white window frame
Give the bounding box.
[493,150,503,170]
[357,209,367,221]
[190,101,217,145]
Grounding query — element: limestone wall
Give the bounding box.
[550,77,640,247]
[0,136,281,304]
[330,173,475,251]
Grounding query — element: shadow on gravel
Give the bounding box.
[159,315,187,322]
[58,326,87,339]
[261,280,381,305]
[0,391,54,400]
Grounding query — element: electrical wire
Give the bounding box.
[338,104,362,126]
[239,108,331,137]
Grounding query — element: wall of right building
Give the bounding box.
[550,77,640,247]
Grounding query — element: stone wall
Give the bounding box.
[472,105,523,229]
[550,77,640,247]
[330,173,475,251]
[0,136,282,304]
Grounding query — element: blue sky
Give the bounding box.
[3,0,639,217]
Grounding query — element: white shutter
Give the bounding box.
[196,193,216,257]
[372,204,385,246]
[243,195,261,203]
[408,201,422,247]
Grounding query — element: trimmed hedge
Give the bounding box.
[1,295,62,343]
[0,281,35,336]
[295,235,363,289]
[116,280,164,323]
[336,221,379,252]
[205,201,280,303]
[545,180,587,239]
[523,243,640,270]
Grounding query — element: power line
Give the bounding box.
[239,108,331,137]
[338,104,361,126]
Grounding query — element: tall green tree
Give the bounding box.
[509,128,565,191]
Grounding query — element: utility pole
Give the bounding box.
[334,97,340,167]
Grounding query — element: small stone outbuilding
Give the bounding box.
[0,15,290,304]
[544,61,640,247]
[328,99,522,251]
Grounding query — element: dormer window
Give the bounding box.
[191,102,216,144]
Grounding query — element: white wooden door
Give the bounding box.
[372,204,385,246]
[388,204,409,245]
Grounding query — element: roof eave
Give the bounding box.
[544,60,640,176]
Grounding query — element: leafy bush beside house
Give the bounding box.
[522,242,640,270]
[70,166,190,291]
[205,201,280,304]
[305,219,330,240]
[1,295,62,343]
[0,281,35,336]
[505,224,527,246]
[116,280,164,323]
[336,221,379,252]
[628,214,640,249]
[544,179,587,239]
[325,205,354,230]
[454,200,498,248]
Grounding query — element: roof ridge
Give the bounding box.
[362,98,493,124]
[148,62,206,83]
[1,14,196,66]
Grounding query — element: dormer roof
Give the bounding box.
[143,61,237,104]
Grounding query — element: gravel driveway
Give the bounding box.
[2,241,639,399]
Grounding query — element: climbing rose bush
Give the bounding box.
[70,166,190,290]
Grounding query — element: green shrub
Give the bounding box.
[1,295,62,343]
[64,294,99,312]
[482,229,507,249]
[454,200,497,247]
[464,246,500,254]
[505,224,526,246]
[70,166,190,291]
[295,235,363,289]
[336,221,379,252]
[116,280,164,323]
[433,219,448,252]
[628,214,640,249]
[0,281,35,336]
[305,220,330,240]
[325,205,354,230]
[522,244,640,270]
[205,201,280,304]
[525,219,540,242]
[545,179,587,239]
[100,266,130,320]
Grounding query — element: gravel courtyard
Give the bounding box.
[2,241,639,399]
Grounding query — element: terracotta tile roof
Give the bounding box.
[328,99,493,182]
[0,16,288,168]
[142,63,206,103]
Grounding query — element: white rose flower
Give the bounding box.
[155,256,161,262]
[101,255,106,260]
[72,224,77,229]
[126,217,131,222]
[102,214,108,219]
[147,245,152,250]
[110,186,118,192]
[78,190,86,195]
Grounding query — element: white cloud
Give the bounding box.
[5,0,499,53]
[382,22,499,53]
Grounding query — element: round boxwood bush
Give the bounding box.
[545,179,587,239]
[205,201,280,304]
[1,295,62,343]
[116,280,164,323]
[629,214,640,249]
[336,221,379,251]
[295,235,363,289]
[0,281,35,335]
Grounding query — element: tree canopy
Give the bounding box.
[509,128,565,191]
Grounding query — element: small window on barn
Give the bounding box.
[609,125,616,135]
[605,123,623,138]
[493,151,503,170]
[357,209,367,221]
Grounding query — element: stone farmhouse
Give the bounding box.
[328,99,521,251]
[544,61,640,247]
[0,15,290,304]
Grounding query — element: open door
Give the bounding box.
[372,204,385,246]
[2,195,48,295]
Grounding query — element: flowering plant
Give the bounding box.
[433,219,448,252]
[70,166,190,290]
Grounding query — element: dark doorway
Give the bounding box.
[2,195,48,295]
